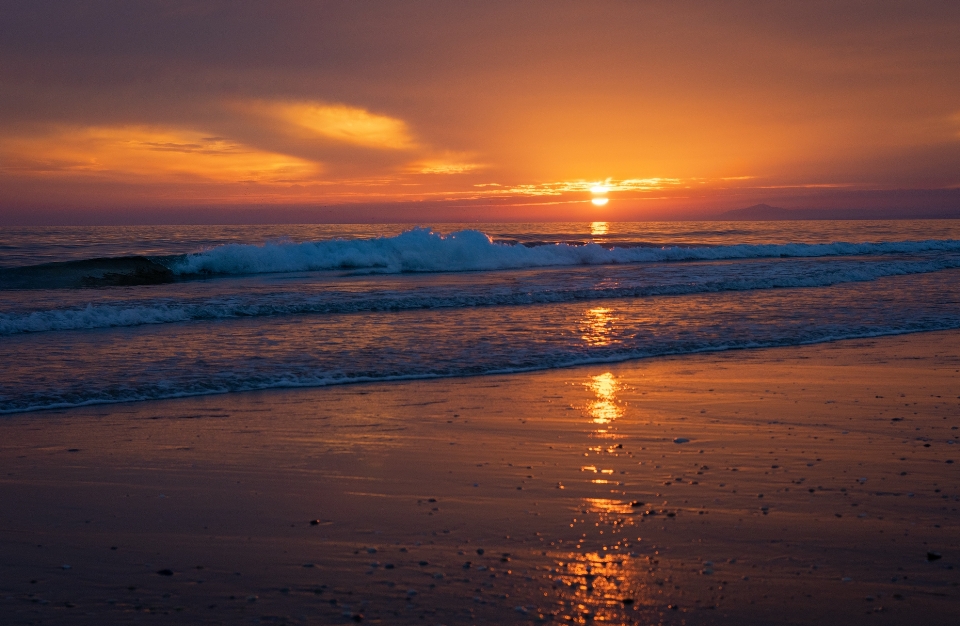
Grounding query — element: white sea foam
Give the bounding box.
[170,228,960,276]
[3,254,959,335]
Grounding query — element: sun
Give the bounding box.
[589,181,610,206]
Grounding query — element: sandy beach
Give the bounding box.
[2,330,959,625]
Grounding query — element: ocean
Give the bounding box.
[2,220,960,415]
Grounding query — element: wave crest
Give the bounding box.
[170,228,960,276]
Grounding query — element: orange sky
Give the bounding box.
[1,1,958,223]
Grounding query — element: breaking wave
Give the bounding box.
[4,228,960,291]
[169,228,960,275]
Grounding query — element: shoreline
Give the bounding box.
[6,323,960,416]
[2,330,959,624]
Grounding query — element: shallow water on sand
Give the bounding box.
[2,221,960,414]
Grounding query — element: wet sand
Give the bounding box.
[1,331,959,625]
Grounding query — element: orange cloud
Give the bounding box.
[0,125,319,184]
[239,101,416,150]
[409,154,484,175]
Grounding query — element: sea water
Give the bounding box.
[2,221,959,414]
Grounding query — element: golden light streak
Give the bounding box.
[591,197,609,206]
[469,177,686,197]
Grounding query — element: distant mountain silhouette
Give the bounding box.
[717,204,799,220]
[717,201,960,220]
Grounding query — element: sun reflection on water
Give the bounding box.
[589,221,608,236]
[580,307,617,348]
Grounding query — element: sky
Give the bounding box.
[1,0,959,223]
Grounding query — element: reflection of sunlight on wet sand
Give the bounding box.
[590,221,608,236]
[580,307,617,348]
[585,372,623,424]
[547,369,656,622]
[550,549,655,623]
[584,497,637,515]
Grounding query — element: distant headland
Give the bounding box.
[717,203,960,221]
